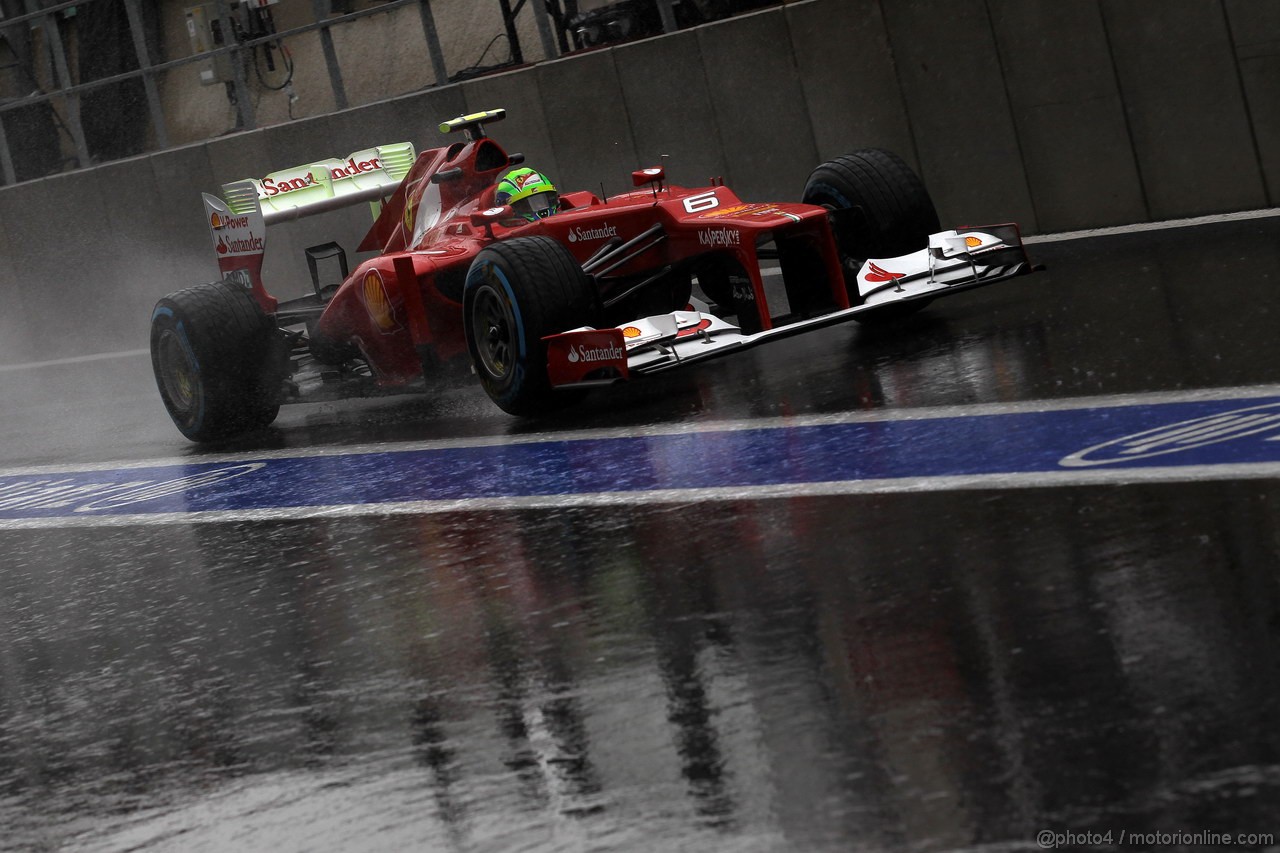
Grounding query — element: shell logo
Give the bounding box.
[622,326,642,338]
[210,212,225,230]
[362,269,398,332]
[964,235,984,248]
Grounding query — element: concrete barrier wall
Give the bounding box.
[1,0,1277,365]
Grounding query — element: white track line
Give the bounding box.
[1023,207,1280,244]
[2,383,1280,479]
[0,348,149,373]
[3,462,1280,530]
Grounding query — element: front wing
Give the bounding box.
[545,224,1036,389]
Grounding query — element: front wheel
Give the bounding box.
[804,148,940,325]
[150,282,288,442]
[464,236,601,415]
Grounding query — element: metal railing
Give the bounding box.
[0,0,465,184]
[0,0,762,187]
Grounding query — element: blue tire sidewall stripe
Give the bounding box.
[466,258,528,399]
[809,182,852,209]
[151,304,205,433]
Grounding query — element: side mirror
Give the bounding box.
[470,205,511,238]
[431,167,464,185]
[632,166,665,187]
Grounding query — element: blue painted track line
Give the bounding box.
[2,390,1280,527]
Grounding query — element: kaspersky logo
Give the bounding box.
[698,228,741,248]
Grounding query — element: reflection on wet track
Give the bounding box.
[2,217,1280,851]
[3,491,1279,850]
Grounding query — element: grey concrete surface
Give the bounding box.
[1226,0,1280,204]
[988,0,1147,231]
[363,86,469,154]
[0,214,30,362]
[697,8,818,203]
[2,170,126,360]
[203,129,274,198]
[1102,0,1267,219]
[879,0,1036,230]
[146,140,230,300]
[92,155,210,354]
[612,31,728,192]
[787,0,918,169]
[262,111,379,175]
[535,49,639,199]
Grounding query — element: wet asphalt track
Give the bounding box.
[2,215,1280,851]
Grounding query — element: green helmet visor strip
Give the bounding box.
[495,167,560,222]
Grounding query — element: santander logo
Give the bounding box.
[261,157,383,197]
[565,342,624,363]
[567,222,619,243]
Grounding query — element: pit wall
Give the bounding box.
[1,0,1277,364]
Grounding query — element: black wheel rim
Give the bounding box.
[157,329,199,417]
[472,284,517,382]
[811,197,867,272]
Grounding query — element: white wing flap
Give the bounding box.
[221,142,416,224]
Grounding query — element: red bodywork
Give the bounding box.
[300,134,848,387]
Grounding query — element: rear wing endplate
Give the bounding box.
[219,142,416,225]
[203,142,414,312]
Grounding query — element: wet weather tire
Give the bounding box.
[804,149,940,324]
[150,282,287,442]
[464,236,601,416]
[804,148,939,260]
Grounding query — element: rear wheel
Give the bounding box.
[464,236,601,415]
[150,282,288,442]
[804,148,939,324]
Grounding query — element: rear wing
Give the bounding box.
[203,142,415,311]
[218,142,416,224]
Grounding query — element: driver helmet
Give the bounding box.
[494,167,560,222]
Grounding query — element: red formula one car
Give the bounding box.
[150,108,1034,442]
